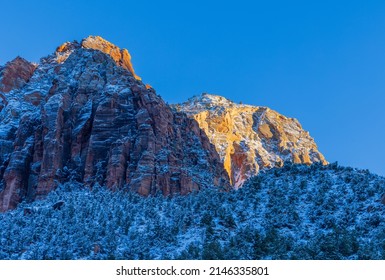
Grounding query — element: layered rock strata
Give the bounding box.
[0,37,229,211]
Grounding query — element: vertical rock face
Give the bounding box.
[0,57,37,114]
[0,57,37,94]
[173,94,327,187]
[0,36,229,211]
[81,36,141,80]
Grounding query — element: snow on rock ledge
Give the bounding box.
[173,93,327,187]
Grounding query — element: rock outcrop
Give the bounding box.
[55,36,141,80]
[0,57,37,94]
[0,36,229,211]
[173,94,327,187]
[0,57,37,114]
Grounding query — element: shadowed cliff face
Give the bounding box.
[0,36,229,211]
[0,57,37,94]
[173,94,327,187]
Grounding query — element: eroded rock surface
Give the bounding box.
[173,94,327,187]
[0,37,229,211]
[0,57,36,94]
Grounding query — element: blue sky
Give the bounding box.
[1,0,385,175]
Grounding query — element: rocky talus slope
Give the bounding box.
[173,94,327,187]
[0,36,229,211]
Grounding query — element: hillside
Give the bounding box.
[1,163,384,260]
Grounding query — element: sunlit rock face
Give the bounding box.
[0,37,229,211]
[55,36,141,80]
[81,36,141,81]
[173,94,327,187]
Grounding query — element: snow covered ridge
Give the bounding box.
[172,93,327,187]
[0,36,229,212]
[0,163,384,260]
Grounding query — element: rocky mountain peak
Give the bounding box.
[54,40,81,63]
[0,56,36,93]
[0,37,229,212]
[193,93,233,106]
[177,93,268,116]
[81,36,141,80]
[179,93,236,113]
[54,36,141,80]
[173,93,327,187]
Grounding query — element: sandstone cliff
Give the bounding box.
[0,57,37,94]
[173,94,327,187]
[0,36,229,211]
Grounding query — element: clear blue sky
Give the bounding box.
[1,0,385,176]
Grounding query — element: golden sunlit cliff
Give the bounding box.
[173,93,327,187]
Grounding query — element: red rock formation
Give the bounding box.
[0,37,229,211]
[0,57,36,93]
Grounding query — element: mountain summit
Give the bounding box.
[0,36,327,212]
[173,93,327,187]
[0,36,229,211]
[55,36,141,80]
